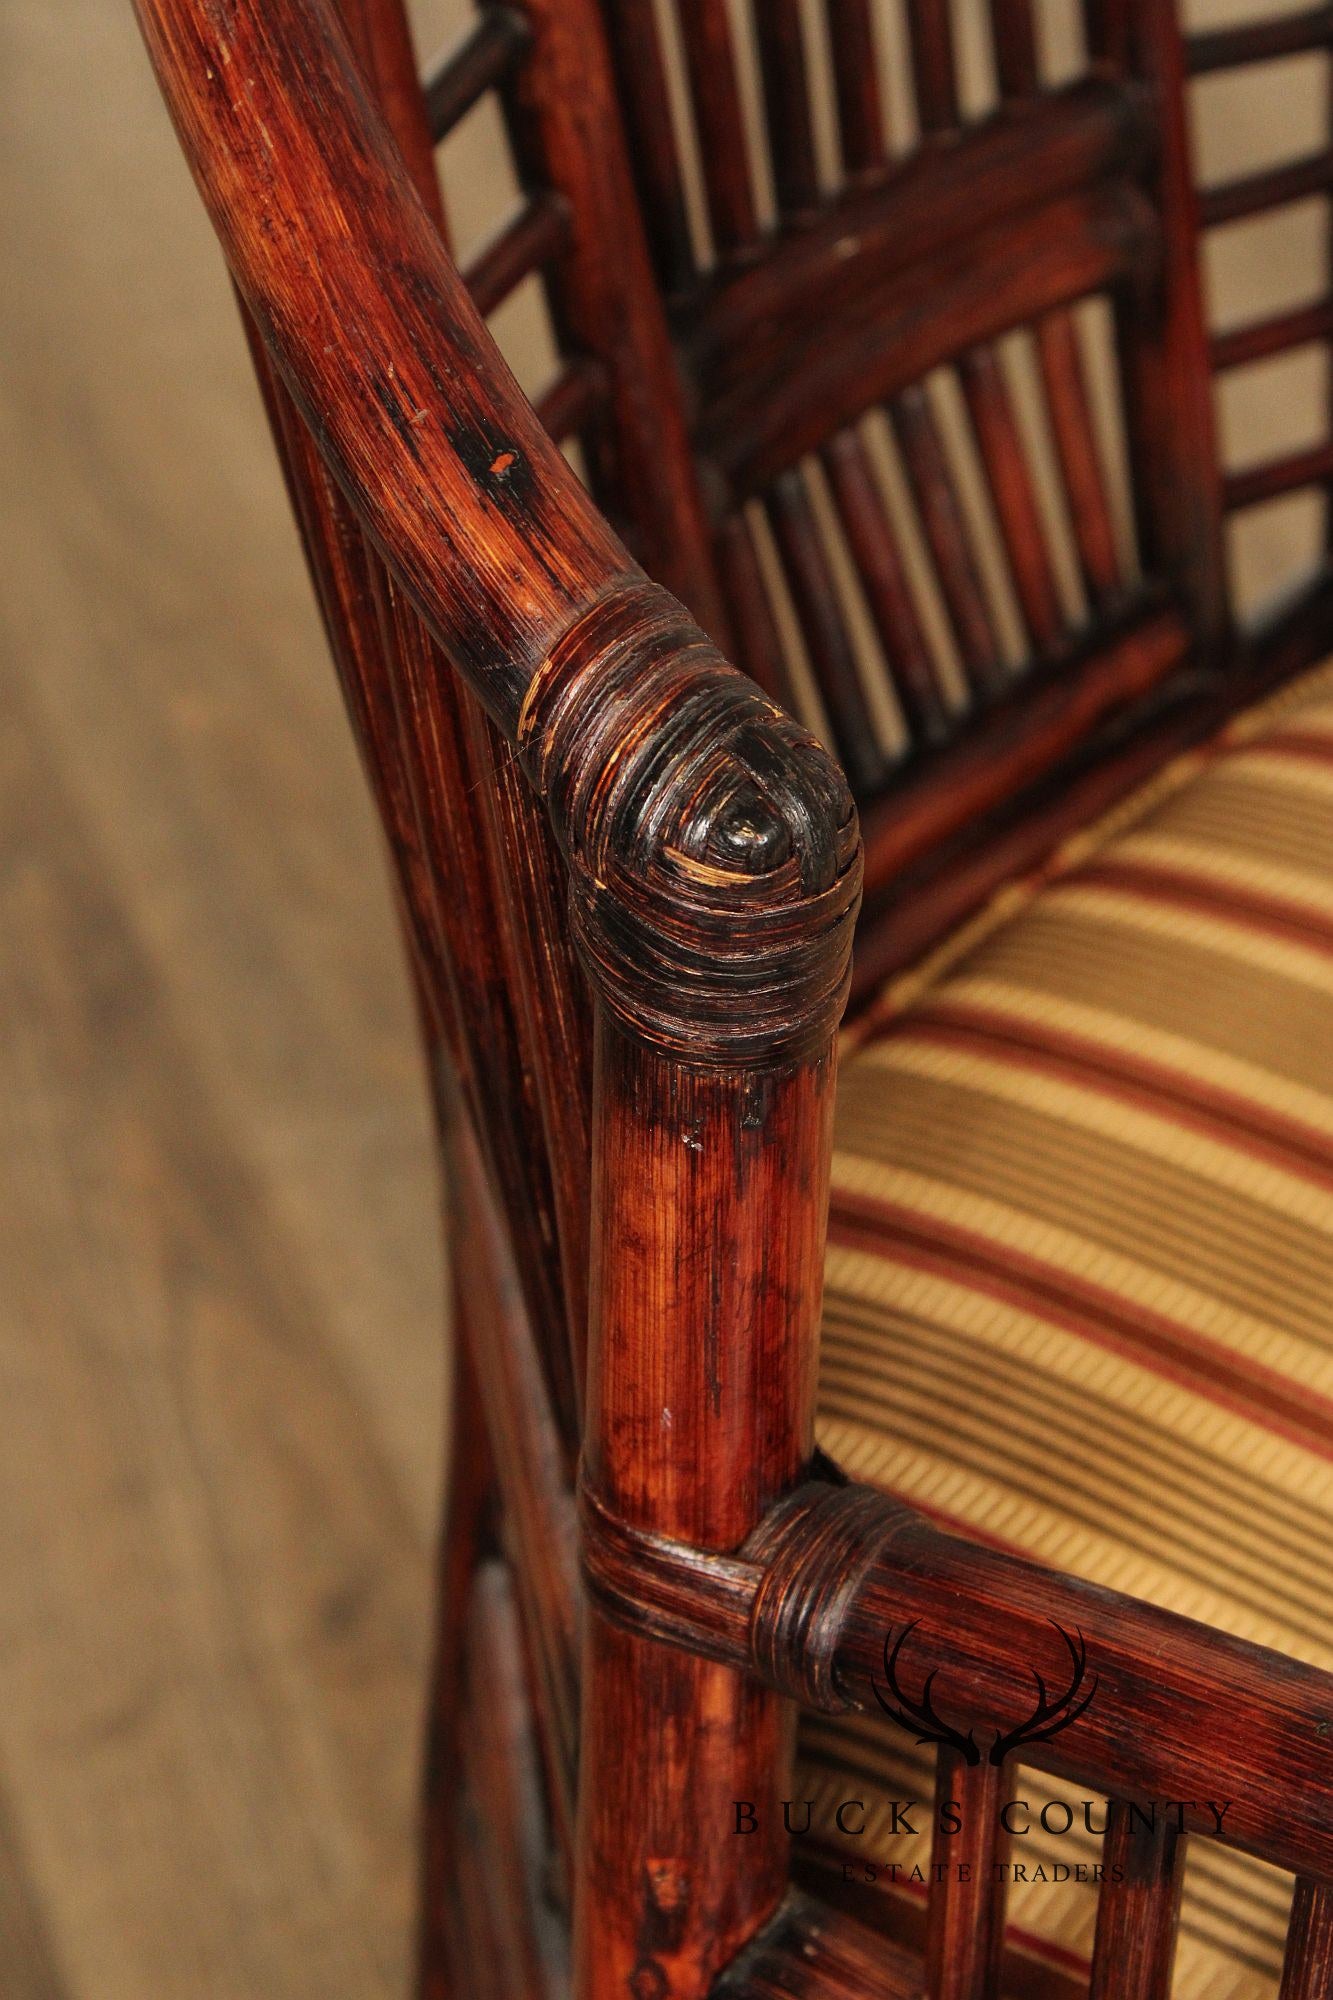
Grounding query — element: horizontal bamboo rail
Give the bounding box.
[582,1473,1333,1888]
[423,6,532,142]
[1199,149,1333,227]
[1224,438,1333,511]
[1211,297,1333,372]
[1186,5,1333,74]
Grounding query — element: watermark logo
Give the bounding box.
[873,1619,1098,1767]
[732,1618,1233,1886]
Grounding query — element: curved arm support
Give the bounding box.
[132,0,861,1061]
[135,0,621,722]
[133,7,862,1987]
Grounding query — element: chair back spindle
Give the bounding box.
[1087,1801,1184,2000]
[925,1753,1009,2000]
[1279,1882,1333,2000]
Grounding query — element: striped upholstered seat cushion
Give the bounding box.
[804,659,1333,1999]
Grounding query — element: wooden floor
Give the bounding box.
[0,4,447,1993]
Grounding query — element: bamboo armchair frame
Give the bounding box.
[129,0,1333,1994]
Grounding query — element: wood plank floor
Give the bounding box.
[0,4,450,1993]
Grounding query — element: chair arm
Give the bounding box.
[581,1473,1333,1885]
[133,0,861,1056]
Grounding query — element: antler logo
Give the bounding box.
[873,1620,1097,1767]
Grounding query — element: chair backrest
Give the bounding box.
[410,0,1247,1006]
[442,0,1333,1010]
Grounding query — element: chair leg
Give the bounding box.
[415,1332,497,2000]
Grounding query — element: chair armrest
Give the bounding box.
[133,0,861,1054]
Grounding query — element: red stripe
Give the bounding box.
[899,1001,1333,1192]
[827,1192,1333,1460]
[1076,856,1333,956]
[1249,727,1333,770]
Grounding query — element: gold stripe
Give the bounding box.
[821,1312,1327,1597]
[847,1040,1333,1245]
[823,1300,1325,1550]
[819,1252,1333,1622]
[834,1072,1333,1346]
[823,1235,1333,1503]
[1036,880,1333,998]
[819,1330,1331,1639]
[1109,830,1333,920]
[1161,773,1333,875]
[1229,744,1333,803]
[929,976,1333,1140]
[973,907,1333,1095]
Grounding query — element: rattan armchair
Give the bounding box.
[130,0,1333,1994]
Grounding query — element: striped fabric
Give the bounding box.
[803,659,1333,1998]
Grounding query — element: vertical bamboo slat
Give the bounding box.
[958,346,1066,656]
[1280,1881,1333,2000]
[1084,0,1133,71]
[1088,1800,1183,2000]
[987,0,1041,98]
[1036,310,1125,602]
[755,0,822,220]
[969,4,1109,655]
[600,0,699,292]
[890,386,1008,698]
[676,0,762,255]
[716,510,805,714]
[906,0,961,132]
[823,427,952,744]
[926,1754,1008,2000]
[825,0,888,178]
[770,469,891,791]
